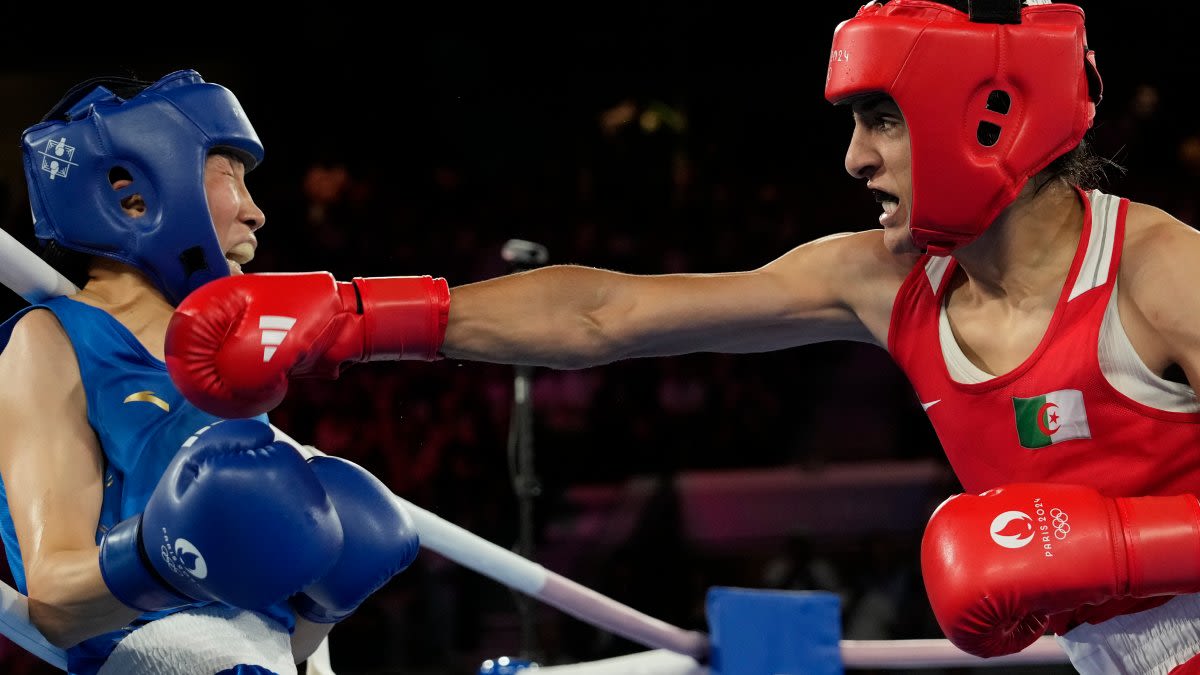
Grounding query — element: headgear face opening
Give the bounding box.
[21,69,264,304]
[825,0,1103,255]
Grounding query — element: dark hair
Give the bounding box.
[1036,134,1125,193]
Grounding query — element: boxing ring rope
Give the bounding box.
[520,637,1074,673]
[277,429,711,660]
[0,227,1072,672]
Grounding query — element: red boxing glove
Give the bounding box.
[921,483,1200,658]
[165,272,450,418]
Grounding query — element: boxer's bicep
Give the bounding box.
[600,235,878,355]
[0,311,107,613]
[752,229,914,349]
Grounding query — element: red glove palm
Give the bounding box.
[166,272,449,418]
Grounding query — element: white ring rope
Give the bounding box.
[0,228,77,304]
[269,429,711,659]
[0,226,1071,672]
[527,637,1072,673]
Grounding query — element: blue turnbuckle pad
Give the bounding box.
[706,586,842,675]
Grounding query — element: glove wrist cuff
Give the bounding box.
[355,276,450,361]
[1119,494,1200,596]
[98,516,190,612]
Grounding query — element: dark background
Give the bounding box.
[1,2,1198,673]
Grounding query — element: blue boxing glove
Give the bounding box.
[290,456,420,623]
[99,419,344,612]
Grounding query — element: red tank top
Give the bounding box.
[888,189,1200,630]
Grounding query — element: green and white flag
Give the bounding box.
[1012,389,1091,449]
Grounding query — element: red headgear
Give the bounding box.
[825,0,1103,255]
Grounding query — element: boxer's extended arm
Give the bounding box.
[0,310,139,648]
[444,229,913,367]
[166,229,912,418]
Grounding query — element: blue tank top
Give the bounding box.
[0,297,295,674]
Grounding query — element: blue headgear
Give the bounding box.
[21,69,264,305]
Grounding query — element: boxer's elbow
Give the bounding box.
[26,585,87,648]
[537,313,625,369]
[518,295,647,369]
[25,557,139,649]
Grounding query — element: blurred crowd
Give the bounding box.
[2,17,1200,672]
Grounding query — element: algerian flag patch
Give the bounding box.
[1012,389,1092,449]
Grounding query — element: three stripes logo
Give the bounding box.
[259,315,297,362]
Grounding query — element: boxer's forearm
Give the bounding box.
[443,265,637,368]
[25,548,139,648]
[443,262,837,365]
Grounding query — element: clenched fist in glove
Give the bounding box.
[99,419,343,612]
[290,455,420,623]
[165,272,450,418]
[921,482,1200,658]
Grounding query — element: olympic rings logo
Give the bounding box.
[1050,508,1070,540]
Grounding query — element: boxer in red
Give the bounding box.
[164,2,1200,672]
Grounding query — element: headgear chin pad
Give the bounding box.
[21,69,264,304]
[825,1,1102,255]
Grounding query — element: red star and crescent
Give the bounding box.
[1036,402,1060,435]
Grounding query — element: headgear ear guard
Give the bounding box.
[825,0,1103,255]
[21,69,264,304]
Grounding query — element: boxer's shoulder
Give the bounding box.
[0,307,77,385]
[1121,202,1200,273]
[1117,203,1200,350]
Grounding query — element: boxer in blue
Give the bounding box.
[0,70,420,674]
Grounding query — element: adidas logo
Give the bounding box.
[259,315,297,362]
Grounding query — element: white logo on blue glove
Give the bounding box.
[173,538,208,579]
[161,529,210,581]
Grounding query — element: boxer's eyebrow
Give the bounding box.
[850,94,895,115]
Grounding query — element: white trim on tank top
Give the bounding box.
[939,281,1200,412]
